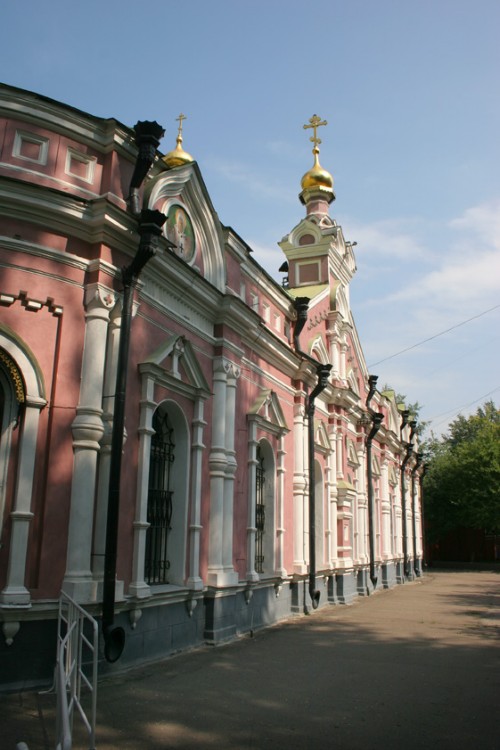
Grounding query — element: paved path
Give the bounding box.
[2,569,499,749]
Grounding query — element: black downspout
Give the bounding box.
[411,452,423,577]
[127,120,166,217]
[102,209,167,663]
[102,120,166,663]
[307,363,333,608]
[420,463,428,569]
[292,297,332,609]
[400,417,417,580]
[366,419,383,587]
[400,445,413,579]
[365,374,384,588]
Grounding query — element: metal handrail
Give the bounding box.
[55,591,98,750]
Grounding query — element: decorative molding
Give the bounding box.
[2,620,20,646]
[65,148,97,184]
[12,130,49,165]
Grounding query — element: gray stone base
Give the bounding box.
[382,561,398,589]
[335,570,358,604]
[205,581,294,642]
[0,564,426,691]
[0,618,58,691]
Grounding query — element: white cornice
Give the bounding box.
[0,181,139,252]
[0,86,134,157]
[0,236,89,273]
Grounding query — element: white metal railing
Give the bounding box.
[55,591,98,750]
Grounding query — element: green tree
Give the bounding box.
[424,401,500,542]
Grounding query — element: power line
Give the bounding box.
[427,386,500,429]
[368,303,500,368]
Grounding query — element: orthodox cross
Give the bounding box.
[176,113,187,137]
[303,114,328,148]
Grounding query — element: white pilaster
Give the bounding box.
[129,375,156,599]
[63,284,114,602]
[276,434,287,578]
[293,401,307,574]
[327,425,338,567]
[380,460,392,559]
[186,396,206,590]
[207,358,238,587]
[1,396,45,606]
[92,304,121,583]
[246,419,259,582]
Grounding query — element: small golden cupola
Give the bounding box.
[163,113,194,168]
[300,114,335,211]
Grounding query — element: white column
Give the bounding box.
[222,364,239,579]
[1,396,45,606]
[293,401,307,574]
[246,419,259,582]
[207,358,238,587]
[187,396,206,590]
[356,445,367,563]
[327,326,340,380]
[380,460,392,559]
[128,375,156,599]
[92,303,121,583]
[63,284,114,602]
[276,433,287,578]
[327,425,338,568]
[336,427,343,478]
[339,341,348,383]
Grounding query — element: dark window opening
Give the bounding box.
[145,409,175,584]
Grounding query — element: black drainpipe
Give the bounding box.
[420,462,428,569]
[127,120,166,216]
[102,120,166,663]
[365,375,384,589]
[102,209,167,662]
[293,298,332,609]
[400,414,417,580]
[307,363,333,608]
[411,451,423,577]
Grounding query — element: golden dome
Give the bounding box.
[301,147,334,191]
[163,113,194,168]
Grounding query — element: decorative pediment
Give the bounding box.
[310,334,330,364]
[139,334,210,397]
[347,369,360,396]
[314,420,331,453]
[331,283,350,318]
[346,438,360,467]
[382,389,402,435]
[248,389,289,433]
[146,162,226,293]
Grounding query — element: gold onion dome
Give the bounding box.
[301,147,334,191]
[300,114,334,201]
[163,113,194,168]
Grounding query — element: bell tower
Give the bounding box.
[279,115,356,294]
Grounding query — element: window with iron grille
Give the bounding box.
[145,409,175,584]
[255,445,265,574]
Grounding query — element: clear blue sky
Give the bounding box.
[2,0,499,436]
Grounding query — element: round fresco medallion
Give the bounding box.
[165,204,195,263]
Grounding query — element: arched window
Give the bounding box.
[0,352,23,532]
[145,409,175,584]
[144,402,190,588]
[255,445,265,574]
[254,439,276,577]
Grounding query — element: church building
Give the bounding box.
[0,83,423,689]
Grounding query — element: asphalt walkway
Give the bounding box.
[2,569,499,749]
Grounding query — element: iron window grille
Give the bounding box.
[255,445,265,574]
[145,410,175,584]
